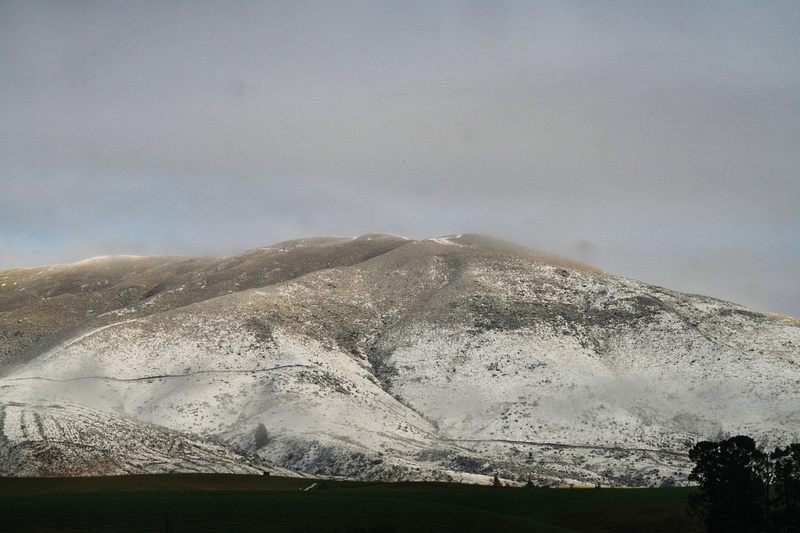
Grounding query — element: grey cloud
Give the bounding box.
[1,1,799,317]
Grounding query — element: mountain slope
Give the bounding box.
[1,234,798,485]
[0,402,294,477]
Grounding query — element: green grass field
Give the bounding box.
[0,474,704,532]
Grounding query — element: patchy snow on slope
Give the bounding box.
[1,233,798,485]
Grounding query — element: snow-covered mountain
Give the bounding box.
[1,234,798,485]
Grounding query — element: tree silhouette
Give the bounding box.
[689,436,800,532]
[771,443,800,531]
[688,436,768,532]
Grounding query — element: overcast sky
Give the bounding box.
[1,1,799,317]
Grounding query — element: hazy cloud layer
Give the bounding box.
[2,1,799,317]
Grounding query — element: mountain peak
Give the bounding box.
[1,235,798,485]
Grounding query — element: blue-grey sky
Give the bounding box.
[2,1,799,317]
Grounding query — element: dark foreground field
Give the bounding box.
[0,474,703,532]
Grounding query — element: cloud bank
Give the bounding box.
[1,1,799,317]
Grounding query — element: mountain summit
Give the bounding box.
[1,234,798,485]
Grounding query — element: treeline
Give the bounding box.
[689,435,800,532]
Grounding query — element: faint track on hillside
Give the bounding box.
[645,291,744,354]
[2,364,316,383]
[35,319,140,363]
[444,438,688,458]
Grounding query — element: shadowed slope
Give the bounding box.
[0,234,412,368]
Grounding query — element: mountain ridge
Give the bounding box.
[1,234,798,485]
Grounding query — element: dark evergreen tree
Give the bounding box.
[771,443,800,531]
[688,435,768,533]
